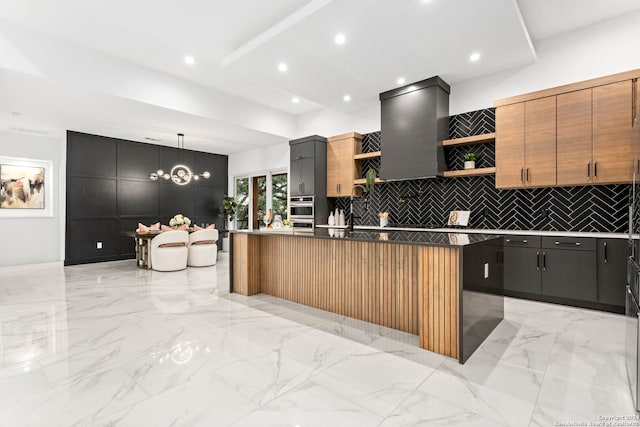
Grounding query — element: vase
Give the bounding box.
[380,217,388,227]
[464,160,476,170]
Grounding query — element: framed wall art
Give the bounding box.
[0,156,53,217]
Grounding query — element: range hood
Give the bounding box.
[378,76,450,181]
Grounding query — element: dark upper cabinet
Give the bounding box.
[379,76,449,180]
[597,238,629,306]
[289,136,326,196]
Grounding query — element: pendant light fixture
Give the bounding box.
[149,133,211,185]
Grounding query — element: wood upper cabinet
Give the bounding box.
[557,89,592,186]
[524,96,557,187]
[592,80,634,184]
[497,70,640,190]
[558,81,635,185]
[495,103,524,188]
[496,97,556,189]
[326,132,362,197]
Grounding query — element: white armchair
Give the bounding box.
[187,229,219,267]
[150,230,189,271]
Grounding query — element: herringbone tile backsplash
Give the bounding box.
[335,108,630,233]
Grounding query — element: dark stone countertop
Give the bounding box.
[230,228,501,247]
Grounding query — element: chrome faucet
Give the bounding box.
[349,184,367,232]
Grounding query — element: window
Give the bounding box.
[272,173,288,221]
[233,170,287,230]
[235,177,249,230]
[252,175,267,229]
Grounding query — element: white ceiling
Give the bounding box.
[0,0,639,154]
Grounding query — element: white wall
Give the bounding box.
[294,10,640,134]
[0,130,65,266]
[450,11,640,114]
[295,104,380,139]
[227,142,290,194]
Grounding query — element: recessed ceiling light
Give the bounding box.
[278,62,288,72]
[469,52,480,62]
[334,33,346,45]
[292,97,300,104]
[343,94,351,102]
[184,56,195,65]
[397,77,406,85]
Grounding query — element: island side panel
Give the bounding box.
[460,239,504,363]
[418,246,460,359]
[231,233,261,296]
[255,235,420,335]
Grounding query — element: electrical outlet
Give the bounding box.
[97,242,103,249]
[484,263,489,279]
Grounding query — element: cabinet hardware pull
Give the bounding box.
[505,239,528,244]
[543,252,546,271]
[587,162,591,178]
[520,168,524,183]
[536,251,540,271]
[604,241,608,264]
[594,162,598,178]
[554,241,581,246]
[526,168,529,182]
[637,159,639,174]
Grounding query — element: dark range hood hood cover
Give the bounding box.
[378,76,450,181]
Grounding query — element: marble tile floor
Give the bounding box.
[0,254,636,426]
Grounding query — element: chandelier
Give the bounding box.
[149,133,211,185]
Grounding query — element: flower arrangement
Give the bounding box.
[169,213,191,227]
[378,211,389,219]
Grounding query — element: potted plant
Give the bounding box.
[463,153,479,170]
[365,168,377,194]
[218,195,238,252]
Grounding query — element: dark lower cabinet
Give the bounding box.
[504,247,542,294]
[503,235,626,312]
[597,239,629,307]
[541,249,597,302]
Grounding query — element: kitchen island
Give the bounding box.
[230,229,503,363]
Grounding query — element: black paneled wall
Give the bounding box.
[65,131,228,265]
[335,109,630,233]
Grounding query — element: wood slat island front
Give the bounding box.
[231,229,503,363]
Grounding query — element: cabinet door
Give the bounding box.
[496,103,525,188]
[541,249,597,302]
[597,239,629,307]
[524,96,557,187]
[290,141,315,161]
[299,157,315,195]
[504,246,542,294]
[593,80,634,184]
[326,138,354,197]
[557,89,592,186]
[290,159,302,196]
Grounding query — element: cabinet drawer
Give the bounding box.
[503,236,541,247]
[542,237,595,251]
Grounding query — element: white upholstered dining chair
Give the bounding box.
[150,230,189,271]
[187,229,219,267]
